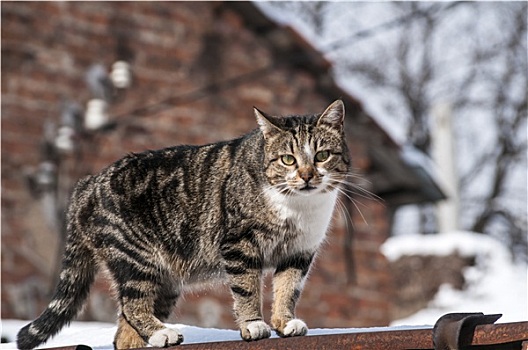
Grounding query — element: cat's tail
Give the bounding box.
[17,238,96,349]
[17,176,98,350]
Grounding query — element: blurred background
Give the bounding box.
[2,1,526,332]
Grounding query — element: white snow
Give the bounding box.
[382,231,528,326]
[2,321,240,349]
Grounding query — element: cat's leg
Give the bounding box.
[116,288,181,349]
[111,274,183,349]
[153,285,180,322]
[148,286,183,348]
[229,269,271,341]
[114,314,145,350]
[114,284,180,349]
[222,246,270,341]
[271,251,314,337]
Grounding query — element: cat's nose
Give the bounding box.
[298,168,314,183]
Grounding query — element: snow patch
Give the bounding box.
[382,231,527,326]
[382,231,504,261]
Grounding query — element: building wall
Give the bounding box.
[2,2,394,328]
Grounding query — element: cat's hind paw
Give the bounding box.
[276,318,308,337]
[240,320,272,341]
[148,327,184,347]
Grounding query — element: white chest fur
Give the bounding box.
[265,188,338,252]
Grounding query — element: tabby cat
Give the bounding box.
[17,100,350,349]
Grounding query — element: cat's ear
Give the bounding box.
[317,100,345,130]
[254,107,282,139]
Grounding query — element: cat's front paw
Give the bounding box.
[240,320,272,341]
[273,318,308,337]
[148,327,184,347]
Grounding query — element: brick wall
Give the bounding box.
[2,2,394,328]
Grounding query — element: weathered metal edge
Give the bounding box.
[471,321,528,346]
[168,328,432,350]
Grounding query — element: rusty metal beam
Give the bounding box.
[472,322,528,346]
[159,328,433,350]
[43,346,92,350]
[42,321,528,350]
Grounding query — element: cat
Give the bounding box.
[17,100,350,349]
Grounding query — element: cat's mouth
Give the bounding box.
[298,184,318,192]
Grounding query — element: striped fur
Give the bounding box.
[17,100,350,349]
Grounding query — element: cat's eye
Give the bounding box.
[315,151,330,162]
[280,154,296,166]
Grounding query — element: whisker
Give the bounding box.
[328,181,366,204]
[328,183,369,226]
[349,197,368,226]
[342,187,383,204]
[334,195,355,231]
[258,182,288,200]
[330,176,384,204]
